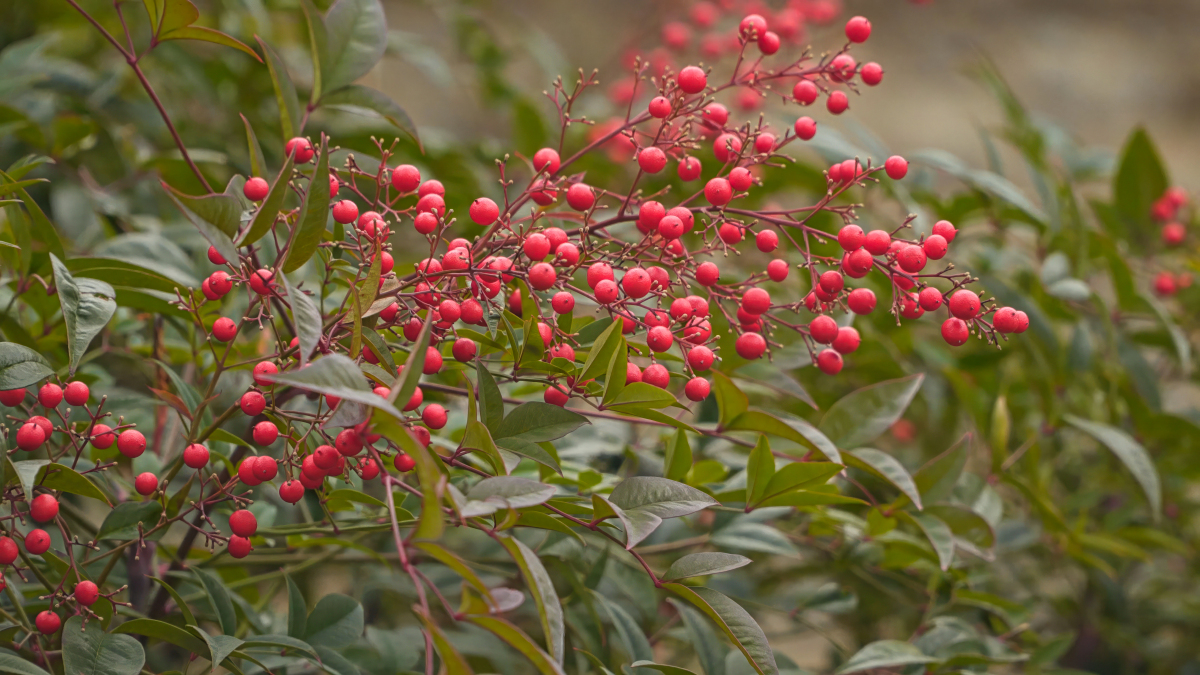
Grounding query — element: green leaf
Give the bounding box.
[466,616,566,675]
[901,512,955,570]
[460,420,506,475]
[322,0,388,94]
[281,274,322,368]
[493,403,589,443]
[412,541,495,604]
[385,316,430,414]
[1114,127,1168,234]
[914,433,970,504]
[500,536,564,664]
[186,627,243,675]
[239,634,320,662]
[759,462,843,504]
[662,552,752,581]
[267,354,374,402]
[596,594,654,665]
[242,147,294,247]
[579,319,623,382]
[606,382,678,410]
[305,593,363,648]
[282,134,330,273]
[162,181,237,265]
[97,501,161,540]
[665,584,778,675]
[50,254,116,376]
[591,493,662,549]
[820,374,924,448]
[240,114,267,179]
[0,654,50,675]
[664,430,692,482]
[745,435,774,506]
[256,36,302,142]
[39,463,110,505]
[193,568,237,636]
[160,183,240,239]
[312,645,360,675]
[114,617,209,657]
[325,488,386,509]
[65,257,185,295]
[476,362,505,430]
[609,477,718,518]
[1064,414,1161,519]
[320,85,419,145]
[415,611,473,675]
[667,599,726,675]
[148,577,197,626]
[713,371,748,428]
[834,640,938,674]
[925,504,996,549]
[159,25,260,61]
[62,616,146,675]
[632,663,699,675]
[350,240,382,360]
[285,574,307,638]
[0,342,52,389]
[469,476,556,509]
[843,448,922,510]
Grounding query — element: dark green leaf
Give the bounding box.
[322,0,388,94]
[835,640,938,674]
[609,477,717,519]
[820,374,924,448]
[713,371,748,428]
[305,593,363,648]
[282,134,330,273]
[500,536,564,664]
[50,254,116,376]
[286,574,307,639]
[1114,127,1168,233]
[662,552,752,581]
[256,36,301,142]
[0,342,52,389]
[39,463,110,505]
[281,274,322,368]
[321,85,419,145]
[242,150,294,247]
[665,584,778,675]
[62,616,145,675]
[844,448,922,510]
[97,501,162,540]
[1064,414,1161,519]
[493,402,589,443]
[193,568,237,636]
[476,361,505,430]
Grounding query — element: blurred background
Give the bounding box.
[369,0,1200,190]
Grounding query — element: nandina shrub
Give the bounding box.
[0,1,1193,675]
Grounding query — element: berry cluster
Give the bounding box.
[1151,186,1193,296]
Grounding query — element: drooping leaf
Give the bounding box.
[668,599,726,675]
[466,616,566,675]
[257,36,302,142]
[665,584,778,675]
[321,85,419,145]
[901,512,955,570]
[50,254,116,376]
[820,374,924,448]
[163,182,237,264]
[305,593,363,648]
[286,574,307,638]
[242,145,295,247]
[193,568,237,636]
[843,448,923,510]
[1064,414,1161,519]
[281,274,322,368]
[499,536,564,665]
[62,616,145,675]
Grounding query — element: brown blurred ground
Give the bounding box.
[374,0,1200,188]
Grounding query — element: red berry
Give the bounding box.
[864,230,891,255]
[847,288,876,314]
[705,177,732,206]
[452,338,477,362]
[648,96,672,118]
[135,472,158,496]
[117,429,146,458]
[16,423,46,451]
[932,220,957,243]
[25,529,50,555]
[826,91,849,115]
[836,225,864,251]
[424,346,444,374]
[766,259,789,282]
[819,271,844,295]
[566,184,595,211]
[758,31,780,55]
[622,268,652,298]
[793,81,819,106]
[919,287,944,311]
[335,429,363,456]
[735,333,767,359]
[89,424,114,449]
[642,364,671,388]
[183,443,210,469]
[403,387,424,412]
[528,262,557,291]
[74,580,100,606]
[677,156,702,181]
[587,262,615,289]
[1162,222,1186,246]
[993,307,1019,333]
[687,346,714,371]
[209,271,233,296]
[37,383,62,408]
[469,197,500,225]
[942,318,970,346]
[0,389,24,407]
[738,13,768,39]
[256,456,278,482]
[544,386,569,407]
[414,212,438,235]
[713,133,742,163]
[696,262,720,286]
[61,381,89,407]
[678,66,708,94]
[279,480,305,504]
[832,327,861,354]
[230,510,257,537]
[897,245,927,273]
[248,268,274,295]
[228,536,252,559]
[252,421,279,446]
[685,377,711,401]
[422,404,447,429]
[212,317,238,342]
[0,537,16,565]
[284,137,314,163]
[861,62,884,86]
[30,494,58,523]
[809,315,839,344]
[253,362,278,387]
[830,55,858,83]
[638,147,668,174]
[461,299,483,324]
[647,326,675,353]
[845,15,871,43]
[35,611,60,635]
[594,279,619,305]
[1013,311,1029,333]
[755,230,778,253]
[533,148,561,174]
[923,234,949,260]
[718,223,743,244]
[900,293,924,320]
[391,164,421,193]
[754,133,776,154]
[238,459,261,486]
[885,155,907,179]
[416,193,446,217]
[742,288,771,315]
[949,289,982,320]
[419,180,445,198]
[331,200,358,225]
[244,177,269,201]
[817,349,844,375]
[207,246,227,265]
[394,453,416,472]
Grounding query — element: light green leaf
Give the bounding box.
[500,536,564,664]
[1114,127,1167,234]
[607,382,678,410]
[39,463,110,505]
[476,362,505,430]
[901,512,955,570]
[667,598,726,675]
[240,114,267,179]
[114,617,209,656]
[466,616,566,675]
[745,435,774,506]
[281,274,322,368]
[159,26,260,61]
[468,476,556,509]
[713,371,748,428]
[664,430,692,482]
